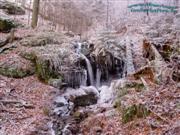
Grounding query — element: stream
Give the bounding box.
[50,39,127,135]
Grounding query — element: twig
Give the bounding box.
[140,77,149,91]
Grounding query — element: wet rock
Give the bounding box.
[91,34,126,80]
[53,96,74,117]
[52,116,78,135]
[0,1,25,15]
[54,96,68,107]
[64,86,99,107]
[0,13,17,32]
[48,79,63,89]
[0,54,35,78]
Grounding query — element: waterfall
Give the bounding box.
[81,54,94,86]
[96,68,101,88]
[81,69,87,86]
[76,42,82,54]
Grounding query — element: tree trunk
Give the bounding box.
[31,0,40,28]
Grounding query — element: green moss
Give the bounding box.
[0,19,16,32]
[122,104,150,124]
[126,82,145,92]
[20,52,37,61]
[42,107,50,116]
[0,67,34,78]
[117,82,144,98]
[118,87,129,98]
[35,59,60,83]
[113,99,121,109]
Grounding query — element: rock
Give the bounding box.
[21,42,87,87]
[73,110,88,123]
[0,12,17,32]
[48,79,63,89]
[0,0,25,15]
[53,96,74,117]
[64,86,99,107]
[19,32,69,47]
[53,106,70,117]
[0,54,35,78]
[91,34,126,80]
[145,30,159,38]
[54,96,68,107]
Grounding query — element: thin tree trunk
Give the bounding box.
[31,0,40,28]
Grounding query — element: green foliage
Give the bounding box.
[0,67,34,78]
[42,107,50,116]
[0,19,16,32]
[117,82,145,98]
[122,104,150,124]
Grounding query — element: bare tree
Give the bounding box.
[106,0,109,30]
[31,0,40,28]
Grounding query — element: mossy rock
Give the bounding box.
[0,15,16,32]
[122,104,150,123]
[73,110,88,123]
[0,67,33,78]
[125,82,145,92]
[35,59,60,82]
[117,82,144,98]
[113,99,121,109]
[0,54,35,78]
[20,51,37,61]
[20,36,54,47]
[0,1,25,15]
[19,32,67,47]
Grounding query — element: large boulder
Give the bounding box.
[91,34,126,79]
[0,54,35,78]
[21,43,86,87]
[63,86,99,107]
[0,13,17,32]
[19,32,71,47]
[0,0,25,15]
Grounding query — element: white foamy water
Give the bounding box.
[81,54,94,86]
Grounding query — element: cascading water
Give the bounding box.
[75,42,94,86]
[96,67,101,88]
[81,54,94,86]
[76,42,82,54]
[81,69,87,86]
[52,40,126,135]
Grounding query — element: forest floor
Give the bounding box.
[0,5,180,135]
[0,75,57,135]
